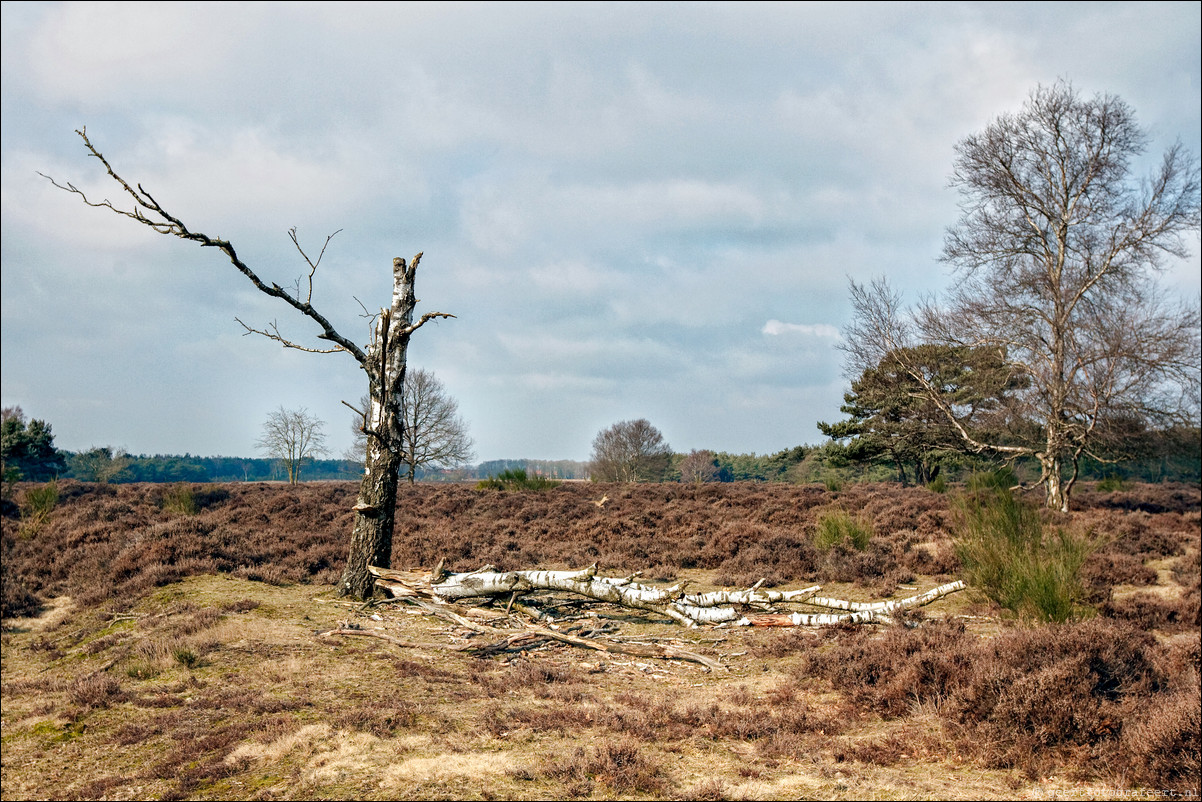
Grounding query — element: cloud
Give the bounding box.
[2,2,1197,462]
[761,320,842,339]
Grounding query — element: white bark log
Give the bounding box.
[739,581,966,626]
[368,566,965,628]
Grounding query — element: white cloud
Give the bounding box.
[761,320,842,339]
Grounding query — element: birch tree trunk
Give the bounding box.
[339,256,424,599]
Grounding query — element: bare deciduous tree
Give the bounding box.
[679,449,720,484]
[590,419,672,483]
[67,446,132,484]
[257,406,328,484]
[43,128,453,598]
[347,368,474,483]
[845,83,1200,511]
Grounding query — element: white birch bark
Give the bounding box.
[368,566,966,628]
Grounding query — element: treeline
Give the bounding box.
[4,407,1197,487]
[63,449,362,483]
[469,459,591,481]
[23,441,1202,486]
[670,431,1200,488]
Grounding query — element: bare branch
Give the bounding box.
[400,311,457,337]
[43,129,368,364]
[288,227,342,304]
[234,318,344,354]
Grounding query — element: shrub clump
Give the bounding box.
[953,473,1093,622]
[812,508,873,552]
[541,738,667,797]
[805,618,1195,789]
[18,480,59,538]
[1,540,42,618]
[160,484,199,516]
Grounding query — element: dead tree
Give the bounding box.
[43,128,452,599]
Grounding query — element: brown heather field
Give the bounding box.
[1,479,1199,800]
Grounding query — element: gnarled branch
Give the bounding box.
[42,128,368,363]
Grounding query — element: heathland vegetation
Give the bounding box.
[2,479,1198,798]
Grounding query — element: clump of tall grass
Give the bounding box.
[160,484,198,515]
[953,471,1093,623]
[18,480,59,538]
[476,468,560,492]
[813,508,873,552]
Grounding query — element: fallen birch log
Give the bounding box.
[368,565,965,628]
[741,581,966,626]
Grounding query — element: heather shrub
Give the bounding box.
[808,617,1189,784]
[1120,685,1201,794]
[953,619,1171,777]
[542,739,667,796]
[1100,592,1198,633]
[799,619,978,717]
[69,674,125,710]
[1171,549,1200,587]
[1080,552,1157,595]
[1,537,42,618]
[953,475,1093,622]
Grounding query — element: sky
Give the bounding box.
[2,2,1199,464]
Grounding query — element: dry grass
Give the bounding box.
[2,480,1198,799]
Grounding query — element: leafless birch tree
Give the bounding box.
[346,368,475,483]
[844,83,1200,511]
[257,406,328,484]
[589,419,672,482]
[679,449,720,484]
[43,128,453,598]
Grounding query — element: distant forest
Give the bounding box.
[47,432,1202,486]
[4,405,1197,486]
[50,452,594,484]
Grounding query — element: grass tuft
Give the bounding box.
[161,484,198,516]
[813,508,873,552]
[18,480,59,538]
[953,474,1093,623]
[172,646,202,670]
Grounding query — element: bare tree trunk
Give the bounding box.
[1041,460,1072,512]
[341,447,402,599]
[339,256,434,599]
[369,564,966,628]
